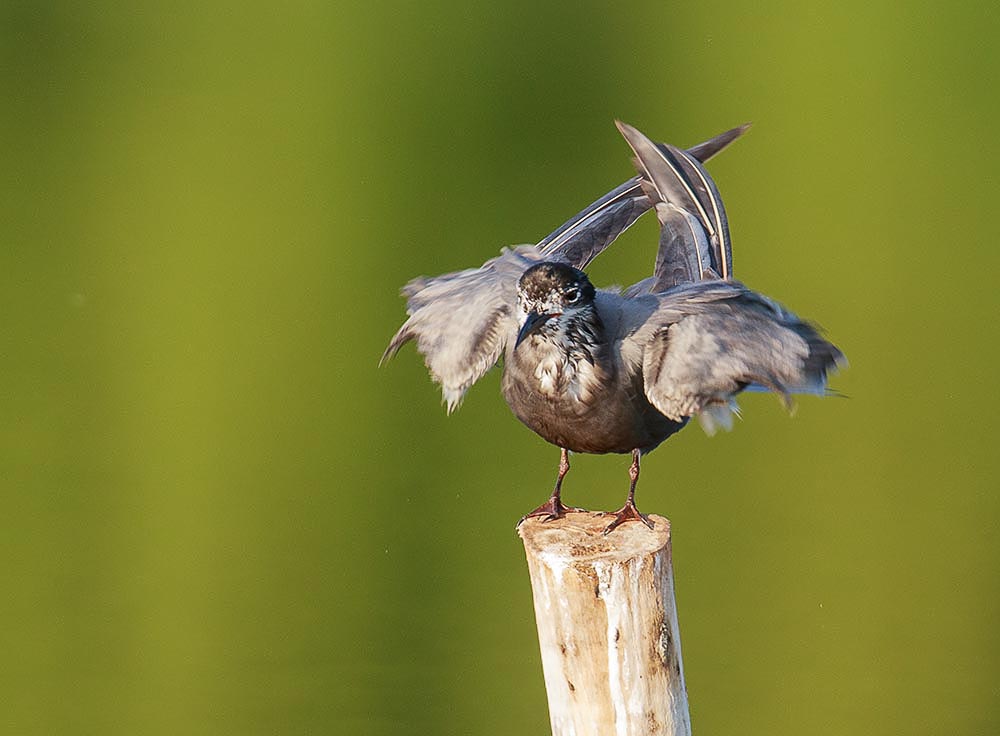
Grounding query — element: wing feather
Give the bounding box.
[617,121,734,291]
[381,246,542,412]
[538,124,749,270]
[639,282,845,430]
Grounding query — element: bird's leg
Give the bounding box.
[518,448,586,524]
[603,449,654,534]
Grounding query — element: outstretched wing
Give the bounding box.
[381,246,543,412]
[617,121,737,292]
[538,123,749,270]
[637,281,845,433]
[537,178,649,269]
[383,123,750,413]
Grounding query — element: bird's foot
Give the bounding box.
[602,501,654,535]
[517,497,587,526]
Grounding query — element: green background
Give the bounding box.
[2,2,998,734]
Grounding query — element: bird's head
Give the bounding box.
[515,262,596,348]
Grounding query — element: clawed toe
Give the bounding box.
[517,498,587,526]
[602,502,654,535]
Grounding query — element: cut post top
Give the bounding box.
[518,512,671,564]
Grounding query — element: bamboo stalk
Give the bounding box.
[519,512,690,736]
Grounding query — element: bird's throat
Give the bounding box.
[521,311,607,402]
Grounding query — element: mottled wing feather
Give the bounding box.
[638,282,845,431]
[381,246,543,412]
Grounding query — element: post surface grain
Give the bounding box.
[519,512,690,736]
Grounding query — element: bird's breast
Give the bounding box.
[502,343,680,454]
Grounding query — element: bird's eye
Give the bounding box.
[564,287,580,303]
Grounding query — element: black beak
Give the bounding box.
[515,312,555,349]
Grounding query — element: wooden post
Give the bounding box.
[519,512,691,736]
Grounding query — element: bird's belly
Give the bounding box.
[501,372,683,454]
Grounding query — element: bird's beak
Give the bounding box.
[515,312,555,349]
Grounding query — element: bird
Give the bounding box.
[382,121,845,533]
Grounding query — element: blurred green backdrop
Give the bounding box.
[2,1,998,734]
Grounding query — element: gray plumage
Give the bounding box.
[382,121,844,532]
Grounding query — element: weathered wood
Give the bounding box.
[519,512,690,736]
